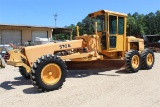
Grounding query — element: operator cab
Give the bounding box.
[88,10,127,52]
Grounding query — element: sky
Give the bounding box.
[0,0,160,27]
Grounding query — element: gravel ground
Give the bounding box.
[0,53,160,107]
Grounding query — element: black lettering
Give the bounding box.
[68,44,71,47]
[59,44,71,49]
[59,45,62,49]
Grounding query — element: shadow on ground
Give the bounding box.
[23,87,42,94]
[0,69,129,94]
[0,76,31,90]
[67,69,122,78]
[0,76,42,94]
[115,69,132,74]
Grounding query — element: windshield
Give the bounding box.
[91,15,105,32]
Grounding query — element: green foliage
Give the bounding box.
[52,33,70,40]
[65,16,93,39]
[53,24,76,40]
[127,11,160,35]
[55,10,160,40]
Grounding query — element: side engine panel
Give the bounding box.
[126,36,144,51]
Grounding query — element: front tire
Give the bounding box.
[141,49,155,69]
[19,66,30,79]
[125,50,141,73]
[30,54,67,92]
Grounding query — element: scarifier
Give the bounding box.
[7,10,155,91]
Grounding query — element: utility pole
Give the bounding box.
[53,13,58,27]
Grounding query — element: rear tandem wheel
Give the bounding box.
[30,54,67,92]
[125,50,141,73]
[141,48,155,69]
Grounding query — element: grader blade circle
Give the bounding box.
[65,60,125,71]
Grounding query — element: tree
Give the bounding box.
[54,10,160,40]
[145,12,156,35]
[75,16,93,36]
[127,16,136,35]
[67,24,76,39]
[136,14,145,35]
[81,16,93,35]
[52,24,75,40]
[155,10,160,34]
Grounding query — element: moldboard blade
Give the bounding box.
[65,59,125,71]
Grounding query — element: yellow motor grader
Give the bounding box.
[7,10,155,91]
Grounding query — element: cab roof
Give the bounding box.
[88,10,128,17]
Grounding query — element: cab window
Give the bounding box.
[109,15,117,34]
[96,15,105,32]
[118,17,124,34]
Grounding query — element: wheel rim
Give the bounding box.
[131,55,140,69]
[41,64,61,85]
[146,53,153,66]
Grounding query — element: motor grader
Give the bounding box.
[7,10,155,92]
